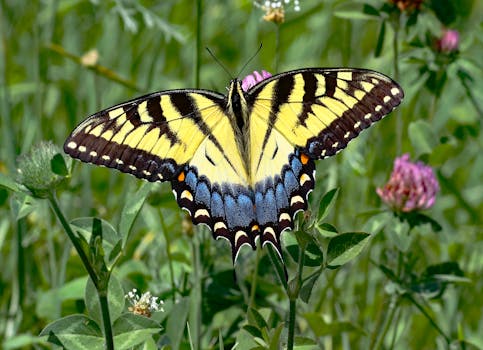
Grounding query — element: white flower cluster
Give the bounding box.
[255,0,301,12]
[125,288,164,316]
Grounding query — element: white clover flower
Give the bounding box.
[125,288,164,317]
[254,0,300,23]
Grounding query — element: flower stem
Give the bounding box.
[287,239,306,350]
[194,0,202,89]
[98,292,114,350]
[392,15,402,155]
[48,192,98,287]
[373,294,399,350]
[287,298,296,350]
[274,24,280,73]
[48,192,114,350]
[159,212,177,302]
[405,293,451,344]
[248,244,262,309]
[190,236,202,350]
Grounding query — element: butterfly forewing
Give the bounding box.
[64,90,228,182]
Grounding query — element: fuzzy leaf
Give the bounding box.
[39,314,103,349]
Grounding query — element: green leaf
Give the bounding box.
[71,217,122,269]
[333,10,380,20]
[268,323,284,350]
[362,3,380,16]
[165,297,190,350]
[13,193,37,220]
[408,120,439,157]
[317,188,339,222]
[113,313,161,350]
[300,273,321,303]
[51,153,69,176]
[285,234,323,267]
[119,182,151,244]
[304,313,365,337]
[0,172,20,192]
[39,314,103,349]
[315,222,338,237]
[326,232,370,267]
[3,334,48,349]
[294,336,318,348]
[242,325,263,339]
[398,211,443,232]
[248,308,268,329]
[385,216,412,252]
[85,274,125,326]
[36,276,87,319]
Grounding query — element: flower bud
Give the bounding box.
[17,141,70,198]
[436,29,459,53]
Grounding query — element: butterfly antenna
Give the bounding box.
[237,43,263,77]
[206,47,234,80]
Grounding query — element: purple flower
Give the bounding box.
[241,70,272,91]
[437,29,459,53]
[377,154,439,212]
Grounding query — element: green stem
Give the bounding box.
[287,299,296,350]
[274,24,281,72]
[194,0,202,88]
[48,192,98,287]
[287,240,306,350]
[0,8,16,173]
[389,307,401,349]
[99,292,114,350]
[373,294,399,350]
[159,212,177,303]
[48,192,114,350]
[392,15,402,155]
[405,293,451,344]
[458,71,483,118]
[190,236,202,350]
[248,244,262,309]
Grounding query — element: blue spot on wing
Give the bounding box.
[224,193,255,228]
[211,192,225,219]
[275,181,289,209]
[185,170,197,190]
[283,169,298,194]
[290,156,302,177]
[195,181,211,206]
[255,188,278,225]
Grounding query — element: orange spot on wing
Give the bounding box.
[251,224,259,232]
[300,153,309,165]
[178,171,185,182]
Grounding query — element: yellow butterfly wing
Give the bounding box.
[247,68,404,252]
[64,90,257,258]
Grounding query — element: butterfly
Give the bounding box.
[64,68,403,262]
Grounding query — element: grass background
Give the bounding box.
[1,0,482,349]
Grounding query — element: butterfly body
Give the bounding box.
[65,68,403,261]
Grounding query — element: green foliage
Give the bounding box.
[1,0,482,349]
